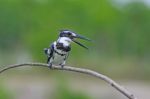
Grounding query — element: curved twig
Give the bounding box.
[0,63,137,99]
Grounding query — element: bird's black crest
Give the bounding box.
[59,29,74,37]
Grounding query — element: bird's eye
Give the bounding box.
[68,33,72,36]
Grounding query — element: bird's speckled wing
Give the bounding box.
[44,43,54,63]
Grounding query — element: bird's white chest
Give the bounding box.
[52,49,67,65]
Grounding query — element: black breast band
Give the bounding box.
[56,43,71,52]
[54,50,66,56]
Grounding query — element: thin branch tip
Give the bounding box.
[0,62,137,99]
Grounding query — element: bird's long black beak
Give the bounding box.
[72,34,91,49]
[75,34,91,41]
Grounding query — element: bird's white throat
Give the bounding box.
[57,37,72,46]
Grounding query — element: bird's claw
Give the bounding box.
[48,63,52,69]
[60,64,65,68]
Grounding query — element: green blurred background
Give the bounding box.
[0,0,149,99]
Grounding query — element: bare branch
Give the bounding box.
[0,63,137,99]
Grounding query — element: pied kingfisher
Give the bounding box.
[44,30,91,68]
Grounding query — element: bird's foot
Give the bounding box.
[60,61,66,68]
[60,64,65,68]
[61,65,64,68]
[48,63,53,69]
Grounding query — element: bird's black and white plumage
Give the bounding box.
[44,30,91,68]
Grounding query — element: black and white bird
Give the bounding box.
[44,30,91,68]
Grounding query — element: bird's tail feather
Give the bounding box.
[44,48,48,55]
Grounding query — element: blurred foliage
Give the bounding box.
[0,0,150,79]
[52,75,91,99]
[0,0,149,59]
[0,1,150,98]
[53,85,91,99]
[0,83,13,99]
